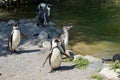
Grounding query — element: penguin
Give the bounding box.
[43,38,62,72]
[60,25,73,51]
[8,22,21,54]
[36,3,51,26]
[60,25,73,59]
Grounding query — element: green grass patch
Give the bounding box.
[110,62,120,70]
[74,57,89,68]
[90,75,103,80]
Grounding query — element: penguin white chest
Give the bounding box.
[12,30,21,50]
[50,48,61,68]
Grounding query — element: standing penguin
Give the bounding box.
[60,25,73,59]
[8,22,21,53]
[60,25,73,51]
[43,38,62,72]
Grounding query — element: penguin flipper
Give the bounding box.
[43,51,52,67]
[8,32,13,51]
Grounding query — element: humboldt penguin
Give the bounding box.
[60,25,73,59]
[8,22,21,53]
[43,38,62,72]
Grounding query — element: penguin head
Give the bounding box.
[13,22,19,29]
[38,3,46,10]
[51,38,60,48]
[63,25,73,32]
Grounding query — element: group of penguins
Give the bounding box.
[7,3,73,72]
[7,3,120,73]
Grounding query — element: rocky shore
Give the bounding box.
[0,19,119,80]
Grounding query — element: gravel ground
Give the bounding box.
[0,38,104,80]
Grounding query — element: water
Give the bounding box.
[0,1,120,57]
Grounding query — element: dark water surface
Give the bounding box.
[0,1,120,58]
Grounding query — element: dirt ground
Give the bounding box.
[0,37,104,80]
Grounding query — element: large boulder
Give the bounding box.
[100,67,120,80]
[38,31,48,40]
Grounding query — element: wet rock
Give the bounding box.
[19,19,31,24]
[7,20,15,25]
[0,32,8,39]
[100,67,119,80]
[38,31,48,40]
[48,21,56,27]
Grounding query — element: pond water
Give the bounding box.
[0,1,120,58]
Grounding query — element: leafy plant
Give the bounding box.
[90,75,103,80]
[74,57,89,68]
[117,71,120,78]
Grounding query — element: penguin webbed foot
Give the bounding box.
[10,50,21,54]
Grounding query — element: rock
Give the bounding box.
[19,19,30,24]
[73,54,84,61]
[32,16,39,23]
[0,22,6,28]
[7,20,15,25]
[87,61,103,71]
[38,31,48,40]
[100,67,119,80]
[0,32,8,39]
[84,55,102,62]
[21,22,41,37]
[48,21,56,26]
[42,40,51,49]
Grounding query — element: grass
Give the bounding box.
[90,75,103,80]
[110,62,120,70]
[110,62,120,78]
[74,57,89,68]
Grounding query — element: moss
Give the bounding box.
[74,57,89,68]
[90,75,103,80]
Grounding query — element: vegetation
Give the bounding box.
[62,58,71,62]
[74,57,89,68]
[110,62,120,70]
[90,75,103,80]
